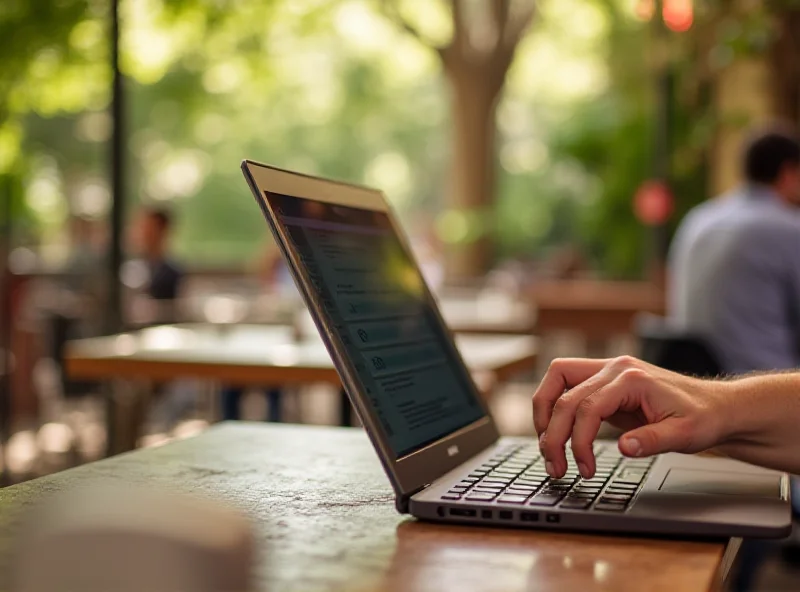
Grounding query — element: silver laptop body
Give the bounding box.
[242,160,791,538]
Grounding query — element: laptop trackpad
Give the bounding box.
[659,468,781,498]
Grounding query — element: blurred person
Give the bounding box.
[133,207,183,302]
[130,208,192,429]
[668,126,800,374]
[668,126,800,589]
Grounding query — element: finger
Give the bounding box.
[540,369,615,478]
[620,417,694,458]
[532,358,609,436]
[570,374,647,478]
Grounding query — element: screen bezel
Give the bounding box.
[241,160,500,502]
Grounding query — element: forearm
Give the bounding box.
[714,372,800,474]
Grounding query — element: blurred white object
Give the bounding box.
[13,485,255,592]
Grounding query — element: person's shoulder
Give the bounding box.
[676,192,731,233]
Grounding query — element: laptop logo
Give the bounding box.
[447,445,459,457]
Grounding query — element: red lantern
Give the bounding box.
[634,181,674,226]
[663,0,693,32]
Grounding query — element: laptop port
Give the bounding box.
[449,508,477,518]
[520,512,539,522]
[437,506,445,517]
[546,513,560,523]
[481,510,492,519]
[499,510,513,520]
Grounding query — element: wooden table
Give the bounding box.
[64,324,538,453]
[437,290,536,335]
[0,424,738,591]
[532,281,665,341]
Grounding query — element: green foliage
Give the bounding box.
[4,0,795,278]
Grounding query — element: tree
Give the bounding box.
[767,2,800,124]
[383,0,536,281]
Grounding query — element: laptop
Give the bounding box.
[241,160,791,538]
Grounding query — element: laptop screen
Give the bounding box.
[265,191,485,458]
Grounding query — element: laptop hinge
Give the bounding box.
[396,484,429,514]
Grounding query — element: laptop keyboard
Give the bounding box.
[440,443,655,512]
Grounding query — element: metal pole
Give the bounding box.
[0,175,13,486]
[107,0,125,333]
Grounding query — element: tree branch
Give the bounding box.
[449,0,471,57]
[502,0,536,51]
[491,0,512,49]
[380,0,446,58]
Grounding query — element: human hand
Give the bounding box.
[532,356,727,479]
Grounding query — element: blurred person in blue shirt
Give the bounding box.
[668,126,800,591]
[669,126,800,374]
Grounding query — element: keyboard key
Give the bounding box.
[612,478,644,486]
[473,485,505,492]
[483,477,512,484]
[599,494,631,503]
[606,486,638,494]
[595,502,628,512]
[545,484,572,492]
[529,494,562,506]
[617,469,647,480]
[466,492,498,501]
[449,486,469,493]
[567,491,597,499]
[498,494,530,504]
[507,487,539,495]
[460,478,479,484]
[580,479,608,487]
[510,482,540,489]
[560,498,592,509]
[492,471,522,478]
[608,481,638,488]
[514,479,545,487]
[550,478,576,486]
[441,494,462,500]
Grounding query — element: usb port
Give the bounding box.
[481,510,492,519]
[520,512,539,522]
[499,510,513,520]
[546,513,560,523]
[449,508,477,518]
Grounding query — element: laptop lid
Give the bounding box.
[241,161,500,510]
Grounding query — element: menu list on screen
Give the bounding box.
[266,192,485,457]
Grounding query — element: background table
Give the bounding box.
[531,281,665,339]
[0,424,738,591]
[65,323,538,386]
[64,324,539,453]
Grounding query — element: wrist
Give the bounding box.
[716,374,792,444]
[705,379,744,446]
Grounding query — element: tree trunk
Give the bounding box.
[768,7,800,125]
[444,71,501,283]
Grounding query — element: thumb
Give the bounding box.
[619,418,691,458]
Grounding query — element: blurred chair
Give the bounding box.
[48,312,97,399]
[635,314,723,377]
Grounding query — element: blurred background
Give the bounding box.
[1,2,799,582]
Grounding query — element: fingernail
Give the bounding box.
[545,461,555,477]
[578,462,590,479]
[622,437,642,457]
